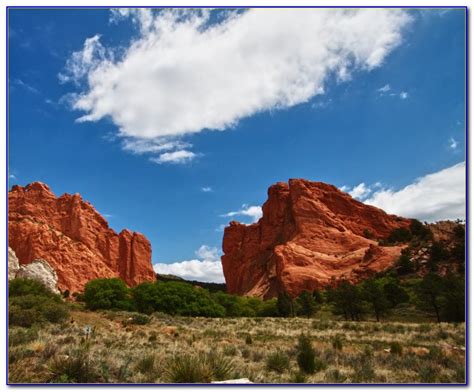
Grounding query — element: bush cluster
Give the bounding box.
[8,279,69,327]
[82,278,280,318]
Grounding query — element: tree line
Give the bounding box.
[79,270,464,322]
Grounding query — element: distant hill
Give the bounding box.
[156,273,227,293]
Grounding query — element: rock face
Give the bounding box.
[8,247,20,281]
[221,179,411,298]
[9,247,59,294]
[8,182,156,293]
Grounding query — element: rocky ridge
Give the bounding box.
[221,179,412,298]
[8,182,156,293]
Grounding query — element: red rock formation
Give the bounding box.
[221,179,411,298]
[8,182,156,293]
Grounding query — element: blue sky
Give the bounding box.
[8,8,466,282]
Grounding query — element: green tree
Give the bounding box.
[396,254,414,275]
[429,242,449,271]
[416,273,444,322]
[361,278,390,322]
[409,219,432,240]
[83,278,132,311]
[131,282,156,314]
[451,225,465,263]
[441,274,465,322]
[326,281,364,321]
[383,281,409,307]
[296,290,318,317]
[277,291,294,317]
[257,298,279,317]
[387,228,412,244]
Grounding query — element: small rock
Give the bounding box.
[212,378,253,384]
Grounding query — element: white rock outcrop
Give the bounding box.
[8,247,60,294]
[8,247,20,280]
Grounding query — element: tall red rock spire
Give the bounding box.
[8,182,156,293]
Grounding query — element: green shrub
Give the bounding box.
[84,278,133,311]
[42,302,70,323]
[390,342,403,355]
[132,281,225,317]
[363,229,374,239]
[8,279,69,327]
[135,354,160,381]
[49,345,101,383]
[8,306,41,328]
[130,313,151,325]
[164,351,234,383]
[223,345,237,356]
[8,327,39,346]
[296,335,318,374]
[387,228,412,244]
[289,372,307,383]
[325,368,347,383]
[205,350,235,380]
[332,335,343,351]
[135,354,156,374]
[257,298,279,317]
[396,254,414,275]
[418,365,438,383]
[9,278,56,298]
[409,219,432,240]
[351,354,375,383]
[266,350,290,373]
[240,347,251,359]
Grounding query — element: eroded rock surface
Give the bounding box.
[222,179,411,298]
[8,182,156,293]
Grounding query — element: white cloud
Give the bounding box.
[377,83,408,99]
[12,78,40,95]
[122,138,191,155]
[346,182,370,199]
[195,245,219,260]
[215,224,226,232]
[109,8,156,33]
[399,91,409,99]
[449,137,458,150]
[364,162,465,222]
[377,84,391,93]
[221,204,263,223]
[58,35,110,84]
[62,8,411,161]
[201,186,212,192]
[9,174,16,180]
[153,245,224,283]
[149,150,197,164]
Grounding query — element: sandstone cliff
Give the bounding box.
[8,182,156,293]
[221,179,411,298]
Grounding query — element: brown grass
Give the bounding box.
[8,310,466,384]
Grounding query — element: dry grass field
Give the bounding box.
[8,309,466,384]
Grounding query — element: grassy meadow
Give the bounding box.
[8,308,466,384]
